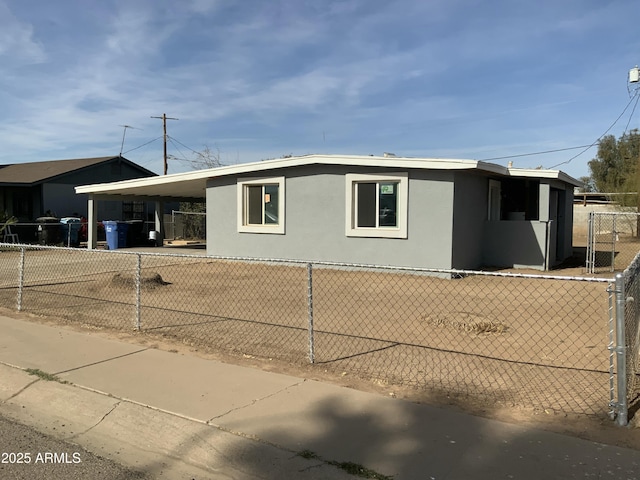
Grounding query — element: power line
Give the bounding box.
[622,92,640,136]
[548,89,640,169]
[122,137,162,154]
[478,145,595,162]
[168,136,202,156]
[167,137,191,163]
[122,136,163,154]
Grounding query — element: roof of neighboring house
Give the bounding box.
[573,191,635,205]
[75,154,582,200]
[0,156,156,185]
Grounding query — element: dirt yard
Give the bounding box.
[0,247,623,423]
[1,244,640,447]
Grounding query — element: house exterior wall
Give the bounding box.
[451,172,488,269]
[482,221,548,269]
[43,183,135,220]
[478,178,575,270]
[0,186,41,221]
[37,160,156,220]
[206,164,456,269]
[42,183,80,217]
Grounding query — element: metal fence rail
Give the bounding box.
[0,244,627,422]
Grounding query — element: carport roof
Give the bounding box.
[74,154,581,200]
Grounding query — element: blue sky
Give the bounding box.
[2,0,640,179]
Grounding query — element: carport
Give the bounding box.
[75,169,212,249]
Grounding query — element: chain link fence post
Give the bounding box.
[135,254,141,331]
[615,273,628,426]
[16,247,25,311]
[307,262,315,363]
[611,215,617,272]
[607,282,616,419]
[586,211,594,274]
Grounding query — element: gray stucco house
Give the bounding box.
[77,154,580,271]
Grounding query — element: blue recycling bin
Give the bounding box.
[104,221,129,250]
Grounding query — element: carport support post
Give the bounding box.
[87,195,98,250]
[307,263,315,363]
[615,273,628,426]
[154,201,165,247]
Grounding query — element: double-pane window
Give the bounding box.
[246,184,279,225]
[355,182,398,228]
[345,173,407,238]
[237,177,285,234]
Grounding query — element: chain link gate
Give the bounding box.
[586,211,640,273]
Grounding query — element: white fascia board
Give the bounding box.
[75,153,578,197]
[507,168,582,187]
[74,168,214,194]
[74,154,490,195]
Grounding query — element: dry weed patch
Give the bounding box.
[423,313,508,335]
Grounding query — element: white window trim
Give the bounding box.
[237,176,285,234]
[345,172,408,239]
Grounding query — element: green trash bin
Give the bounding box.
[60,217,82,247]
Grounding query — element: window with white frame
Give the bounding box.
[237,177,285,234]
[345,173,408,238]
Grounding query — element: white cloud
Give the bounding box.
[0,1,45,65]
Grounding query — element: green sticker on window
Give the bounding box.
[380,184,394,194]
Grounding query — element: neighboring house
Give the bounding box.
[76,154,580,271]
[0,156,157,221]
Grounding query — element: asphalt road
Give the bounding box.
[0,413,148,480]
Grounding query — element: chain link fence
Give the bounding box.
[167,210,206,242]
[622,253,640,424]
[586,211,640,273]
[0,244,630,422]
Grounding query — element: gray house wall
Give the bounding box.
[206,165,456,269]
[205,163,576,271]
[42,183,80,217]
[482,221,548,269]
[42,184,121,220]
[451,172,488,269]
[480,180,575,270]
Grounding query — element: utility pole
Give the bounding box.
[151,113,178,175]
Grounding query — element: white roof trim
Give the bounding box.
[506,167,582,186]
[75,154,580,198]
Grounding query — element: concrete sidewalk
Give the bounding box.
[1,315,639,479]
